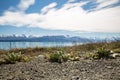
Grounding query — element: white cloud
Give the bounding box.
[39,5,120,32]
[41,2,57,14]
[96,0,119,9]
[0,0,120,32]
[18,0,35,11]
[68,0,76,3]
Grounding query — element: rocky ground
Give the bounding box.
[0,57,120,80]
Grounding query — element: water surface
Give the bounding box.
[0,42,83,50]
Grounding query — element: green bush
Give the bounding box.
[3,52,30,64]
[50,51,69,63]
[62,54,69,62]
[69,53,79,61]
[84,53,94,59]
[96,47,111,59]
[84,47,112,59]
[49,51,79,63]
[50,52,62,62]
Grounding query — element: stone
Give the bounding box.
[72,76,81,80]
[38,55,45,59]
[111,53,120,58]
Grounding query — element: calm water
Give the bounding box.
[0,42,83,50]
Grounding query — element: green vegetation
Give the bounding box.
[49,51,69,63]
[84,47,112,59]
[0,41,120,64]
[3,52,30,64]
[96,47,111,59]
[49,51,79,63]
[113,48,120,53]
[68,53,79,61]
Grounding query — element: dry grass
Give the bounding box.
[0,41,120,57]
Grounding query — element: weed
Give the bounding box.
[96,47,111,59]
[49,51,79,63]
[3,52,30,64]
[69,53,79,61]
[50,51,69,63]
[50,51,63,63]
[84,47,111,59]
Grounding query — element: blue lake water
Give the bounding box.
[0,42,83,50]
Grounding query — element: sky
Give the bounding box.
[0,0,120,38]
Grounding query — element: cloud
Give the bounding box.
[67,0,76,3]
[0,0,120,32]
[41,2,57,14]
[95,0,119,9]
[18,0,35,11]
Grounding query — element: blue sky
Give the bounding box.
[0,0,120,38]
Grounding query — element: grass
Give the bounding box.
[3,52,30,64]
[0,50,6,55]
[49,51,69,63]
[49,51,79,63]
[0,41,120,63]
[113,48,120,53]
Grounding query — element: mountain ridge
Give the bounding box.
[0,35,92,42]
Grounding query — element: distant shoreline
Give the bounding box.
[0,40,75,42]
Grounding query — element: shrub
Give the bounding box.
[49,51,79,63]
[69,53,79,61]
[44,53,51,59]
[50,51,69,63]
[62,54,69,62]
[50,51,63,63]
[21,55,31,62]
[96,47,111,59]
[84,53,99,59]
[84,47,112,59]
[3,52,30,64]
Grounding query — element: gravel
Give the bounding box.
[0,57,120,80]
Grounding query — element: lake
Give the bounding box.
[0,42,83,50]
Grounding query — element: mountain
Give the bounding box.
[1,35,118,42]
[0,35,92,42]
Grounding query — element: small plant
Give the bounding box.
[84,47,112,59]
[50,51,69,63]
[84,53,97,59]
[49,51,80,63]
[3,52,30,64]
[50,51,63,63]
[96,47,111,59]
[21,55,31,62]
[44,53,51,59]
[69,53,79,61]
[62,54,69,62]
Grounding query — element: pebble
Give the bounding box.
[0,58,120,80]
